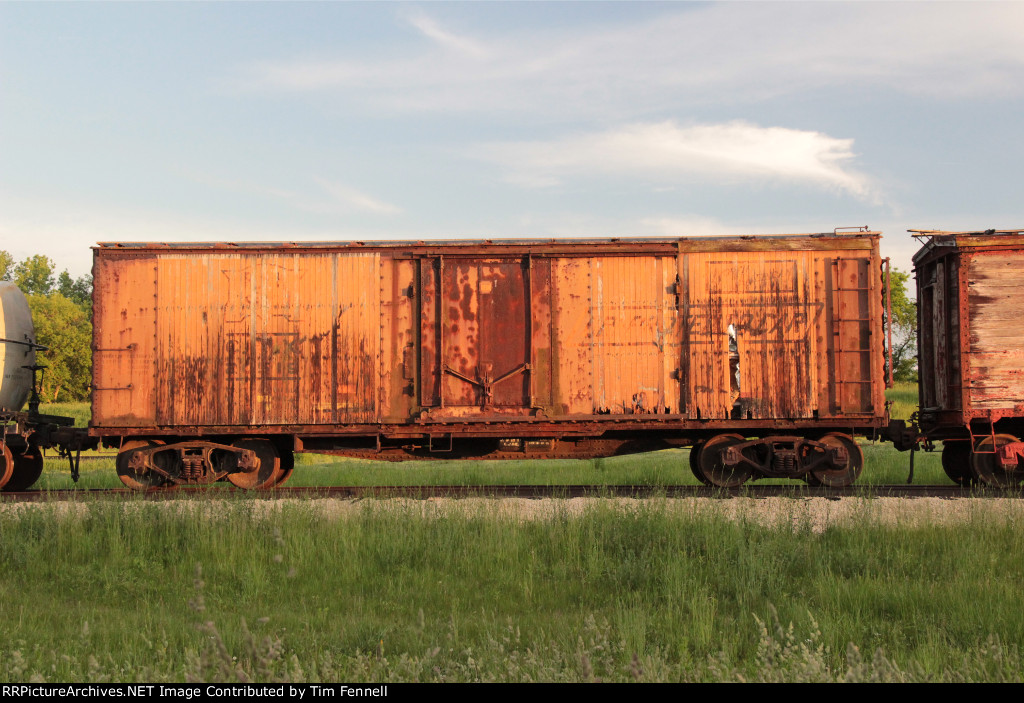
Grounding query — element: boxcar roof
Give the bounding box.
[911,229,1024,265]
[95,230,880,255]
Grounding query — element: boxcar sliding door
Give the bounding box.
[418,255,551,416]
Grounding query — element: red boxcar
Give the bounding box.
[912,229,1024,485]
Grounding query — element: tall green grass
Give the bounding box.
[39,401,90,428]
[0,500,1021,682]
[886,382,919,421]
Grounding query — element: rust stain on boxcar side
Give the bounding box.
[686,250,879,421]
[97,252,381,429]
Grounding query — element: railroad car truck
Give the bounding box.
[91,230,890,489]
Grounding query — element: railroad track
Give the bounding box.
[1,484,1019,501]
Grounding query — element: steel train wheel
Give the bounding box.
[694,434,750,487]
[116,440,169,491]
[3,446,44,492]
[688,443,711,486]
[941,441,973,486]
[226,439,282,490]
[0,444,15,490]
[808,433,863,488]
[272,467,294,488]
[272,449,295,488]
[970,434,1023,487]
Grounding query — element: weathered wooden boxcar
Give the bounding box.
[91,231,888,489]
[912,229,1024,486]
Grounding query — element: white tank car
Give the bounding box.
[0,281,37,414]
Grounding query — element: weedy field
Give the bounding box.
[9,384,1015,683]
[1,499,1023,682]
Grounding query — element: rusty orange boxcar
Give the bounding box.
[90,231,888,489]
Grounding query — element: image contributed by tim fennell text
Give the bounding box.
[1,685,391,699]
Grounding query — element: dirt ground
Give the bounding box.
[297,496,1024,532]
[7,496,1023,532]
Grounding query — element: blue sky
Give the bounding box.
[2,2,1022,278]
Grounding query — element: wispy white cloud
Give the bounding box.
[476,121,873,199]
[237,4,1024,115]
[402,10,491,59]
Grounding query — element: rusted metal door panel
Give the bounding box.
[686,253,817,420]
[966,252,1024,410]
[444,258,529,407]
[91,255,158,427]
[552,256,681,415]
[420,256,544,415]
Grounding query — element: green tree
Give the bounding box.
[886,268,917,383]
[0,250,13,281]
[25,293,92,402]
[57,270,93,310]
[13,254,56,296]
[6,253,93,401]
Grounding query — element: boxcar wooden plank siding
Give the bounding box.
[92,254,159,427]
[685,250,880,421]
[550,257,593,416]
[966,253,1024,410]
[95,252,382,428]
[913,230,1024,431]
[90,233,886,435]
[586,256,678,415]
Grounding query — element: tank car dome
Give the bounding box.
[0,281,36,413]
